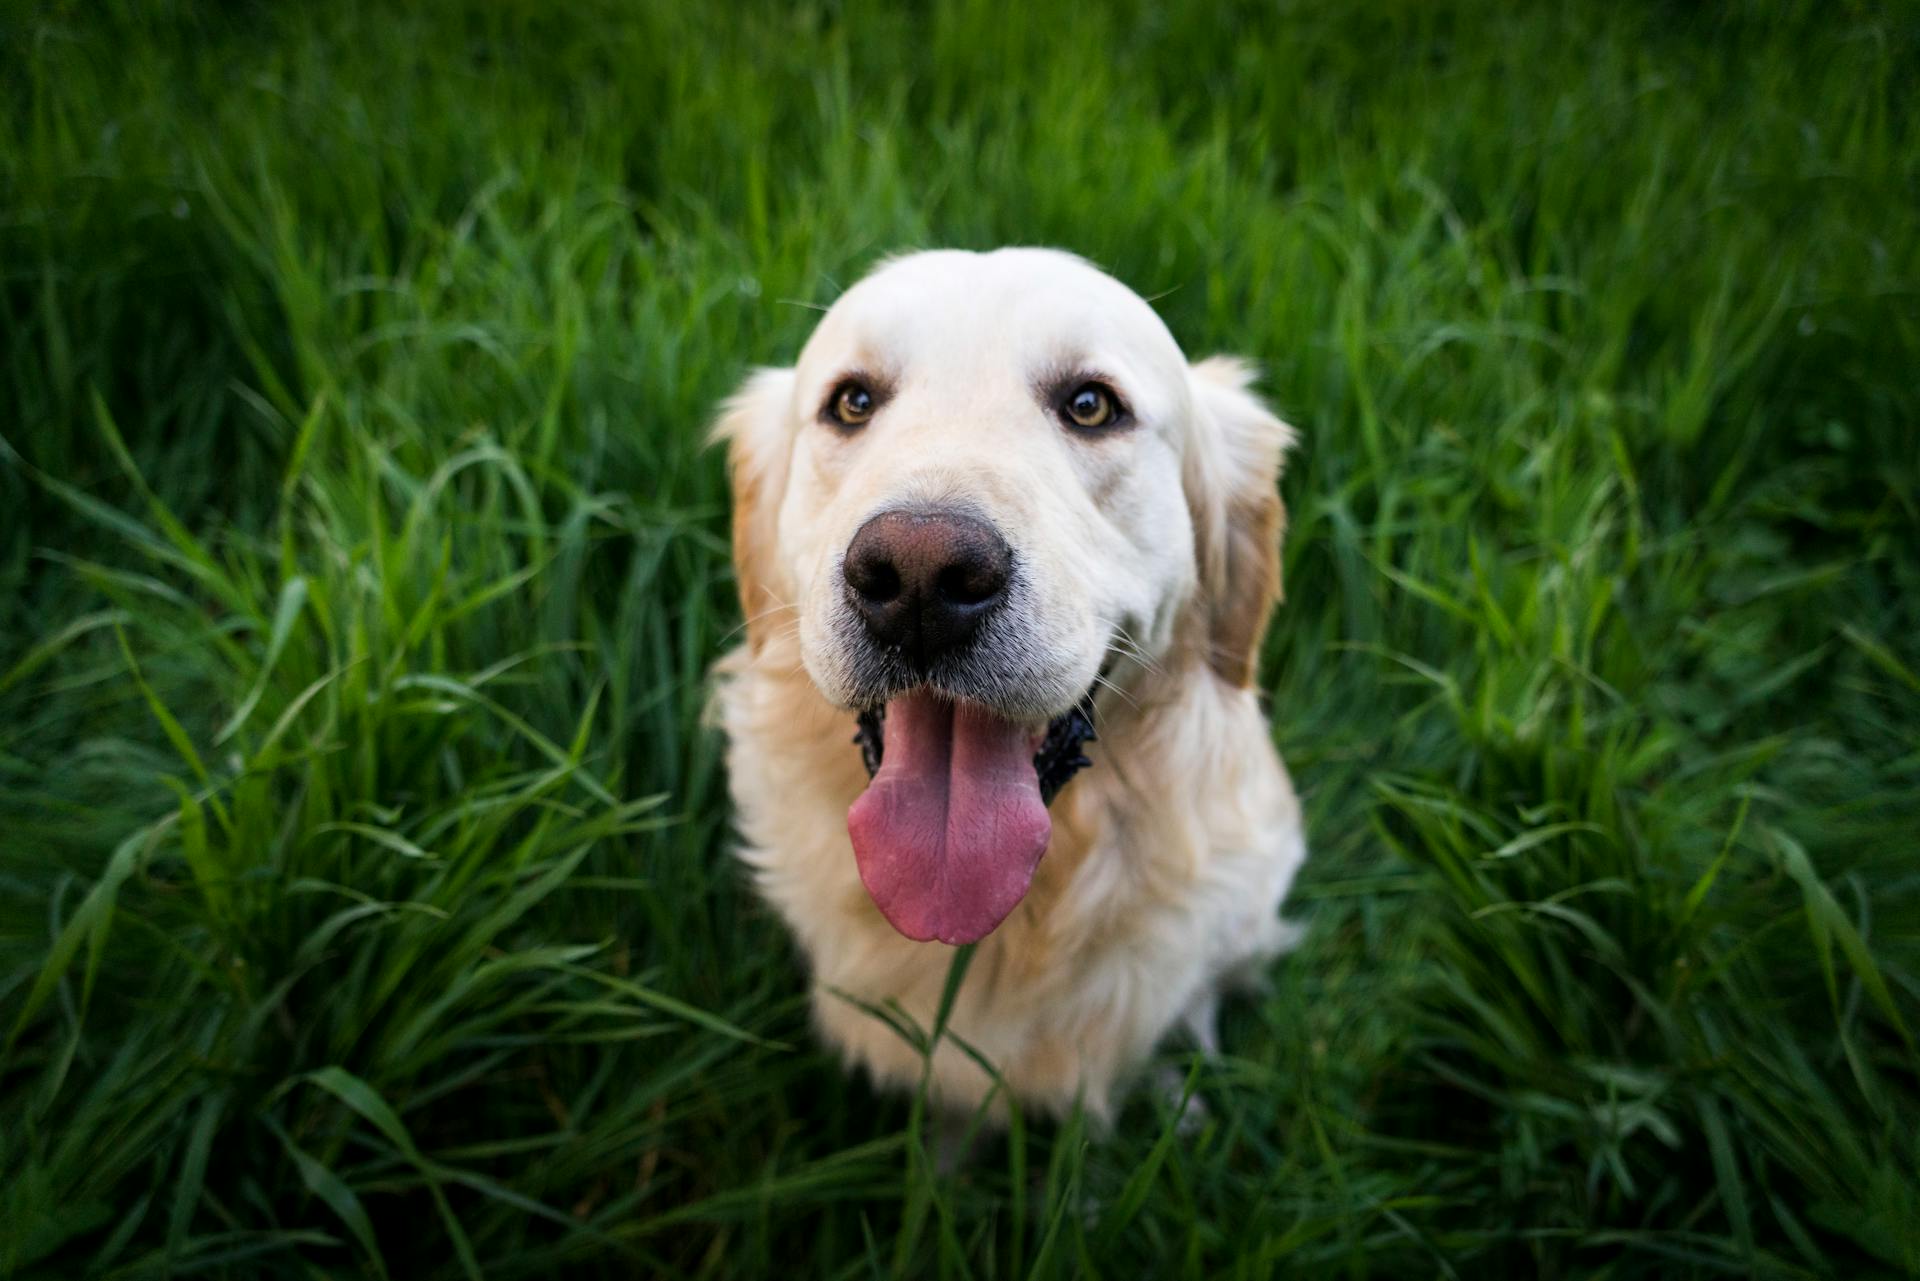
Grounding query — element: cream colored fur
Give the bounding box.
[711,248,1305,1122]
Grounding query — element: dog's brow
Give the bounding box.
[839,338,899,382]
[1030,357,1127,400]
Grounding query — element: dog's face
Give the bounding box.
[719,249,1293,945]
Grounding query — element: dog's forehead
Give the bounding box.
[800,249,1187,381]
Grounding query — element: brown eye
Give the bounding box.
[1063,383,1117,429]
[830,381,876,427]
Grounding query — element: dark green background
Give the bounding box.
[3,1,1916,1276]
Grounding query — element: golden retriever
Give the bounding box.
[712,248,1305,1122]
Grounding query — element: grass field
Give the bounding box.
[3,0,1918,1276]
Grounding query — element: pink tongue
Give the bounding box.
[847,691,1051,945]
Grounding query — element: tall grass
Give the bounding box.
[2,0,1916,1276]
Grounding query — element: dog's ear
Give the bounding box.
[711,367,798,654]
[1182,356,1297,687]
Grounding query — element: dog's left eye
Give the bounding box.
[1062,383,1119,429]
[828,381,877,427]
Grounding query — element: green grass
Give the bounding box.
[3,0,1917,1275]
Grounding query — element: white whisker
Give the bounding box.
[1090,670,1138,715]
[718,596,802,648]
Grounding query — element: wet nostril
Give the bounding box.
[852,560,900,604]
[846,553,902,605]
[936,563,1001,606]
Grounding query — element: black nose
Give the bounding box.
[843,508,1013,667]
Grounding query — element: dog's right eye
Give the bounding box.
[1060,382,1122,430]
[827,381,877,427]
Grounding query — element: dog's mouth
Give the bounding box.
[846,691,1097,946]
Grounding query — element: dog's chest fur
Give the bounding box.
[715,639,1305,1121]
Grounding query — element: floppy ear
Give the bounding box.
[1182,356,1297,687]
[711,367,798,654]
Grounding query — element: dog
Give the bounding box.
[712,248,1305,1123]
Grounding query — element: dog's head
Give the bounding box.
[717,248,1293,944]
